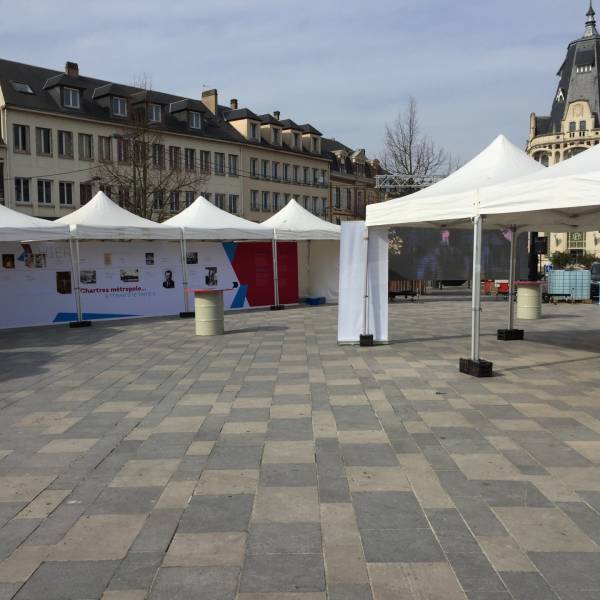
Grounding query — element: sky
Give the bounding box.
[0,0,591,165]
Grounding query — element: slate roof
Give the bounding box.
[258,113,280,126]
[279,118,301,130]
[0,57,246,145]
[223,107,260,121]
[536,9,600,135]
[321,137,381,178]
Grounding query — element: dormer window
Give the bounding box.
[293,133,300,148]
[148,104,162,123]
[189,111,202,130]
[62,87,80,109]
[272,128,281,145]
[112,97,128,117]
[12,81,34,94]
[250,123,258,139]
[312,137,320,153]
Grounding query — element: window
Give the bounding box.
[261,159,269,179]
[202,192,212,202]
[336,217,341,225]
[153,190,164,210]
[98,136,112,162]
[228,194,238,214]
[189,111,202,129]
[312,138,319,153]
[250,158,259,177]
[169,191,179,212]
[117,138,130,163]
[214,152,225,175]
[37,180,52,204]
[312,168,319,185]
[312,197,318,213]
[13,124,29,153]
[12,81,34,94]
[15,178,30,203]
[228,154,238,176]
[321,169,327,186]
[293,165,299,183]
[284,193,291,206]
[273,192,280,211]
[250,123,258,139]
[80,183,93,205]
[99,184,112,198]
[78,134,93,161]
[250,190,259,211]
[215,193,225,209]
[283,164,290,181]
[57,130,73,158]
[200,150,211,173]
[569,121,577,133]
[346,188,352,210]
[567,232,586,250]
[293,133,300,148]
[272,162,279,180]
[321,197,327,215]
[62,87,80,108]
[580,120,587,131]
[272,129,281,145]
[335,187,341,209]
[117,186,129,207]
[303,195,309,209]
[303,167,310,184]
[169,146,181,170]
[185,191,195,207]
[59,181,73,205]
[184,148,196,171]
[112,97,127,117]
[148,104,161,123]
[152,144,165,168]
[261,191,270,212]
[36,127,52,155]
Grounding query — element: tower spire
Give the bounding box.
[584,1,599,37]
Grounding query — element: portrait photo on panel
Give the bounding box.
[2,254,15,269]
[163,270,175,288]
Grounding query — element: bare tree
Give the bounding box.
[94,81,208,221]
[381,96,453,182]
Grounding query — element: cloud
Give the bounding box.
[0,0,588,162]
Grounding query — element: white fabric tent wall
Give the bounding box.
[297,240,340,303]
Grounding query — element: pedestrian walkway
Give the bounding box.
[1,299,600,599]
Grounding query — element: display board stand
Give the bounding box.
[68,239,91,328]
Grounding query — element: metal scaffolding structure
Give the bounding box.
[375,174,445,192]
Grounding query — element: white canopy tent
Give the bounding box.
[56,192,182,323]
[364,135,545,374]
[0,203,71,241]
[56,191,181,240]
[261,199,341,307]
[164,196,273,240]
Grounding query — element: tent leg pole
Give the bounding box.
[69,239,91,328]
[497,226,523,340]
[271,238,284,310]
[179,236,194,318]
[460,216,491,376]
[360,226,373,346]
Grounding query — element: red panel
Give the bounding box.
[232,242,274,307]
[276,242,299,304]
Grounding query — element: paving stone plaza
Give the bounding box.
[1,294,600,599]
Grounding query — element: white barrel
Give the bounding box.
[194,291,224,335]
[516,283,541,320]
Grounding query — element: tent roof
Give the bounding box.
[164,196,273,240]
[56,192,181,239]
[0,203,70,241]
[480,141,600,231]
[261,199,341,240]
[366,135,543,228]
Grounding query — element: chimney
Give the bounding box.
[202,88,218,114]
[65,61,79,77]
[273,110,280,120]
[230,98,238,109]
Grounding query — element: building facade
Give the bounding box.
[0,58,383,223]
[322,138,382,223]
[527,4,600,258]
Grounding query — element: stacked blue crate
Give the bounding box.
[548,270,591,300]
